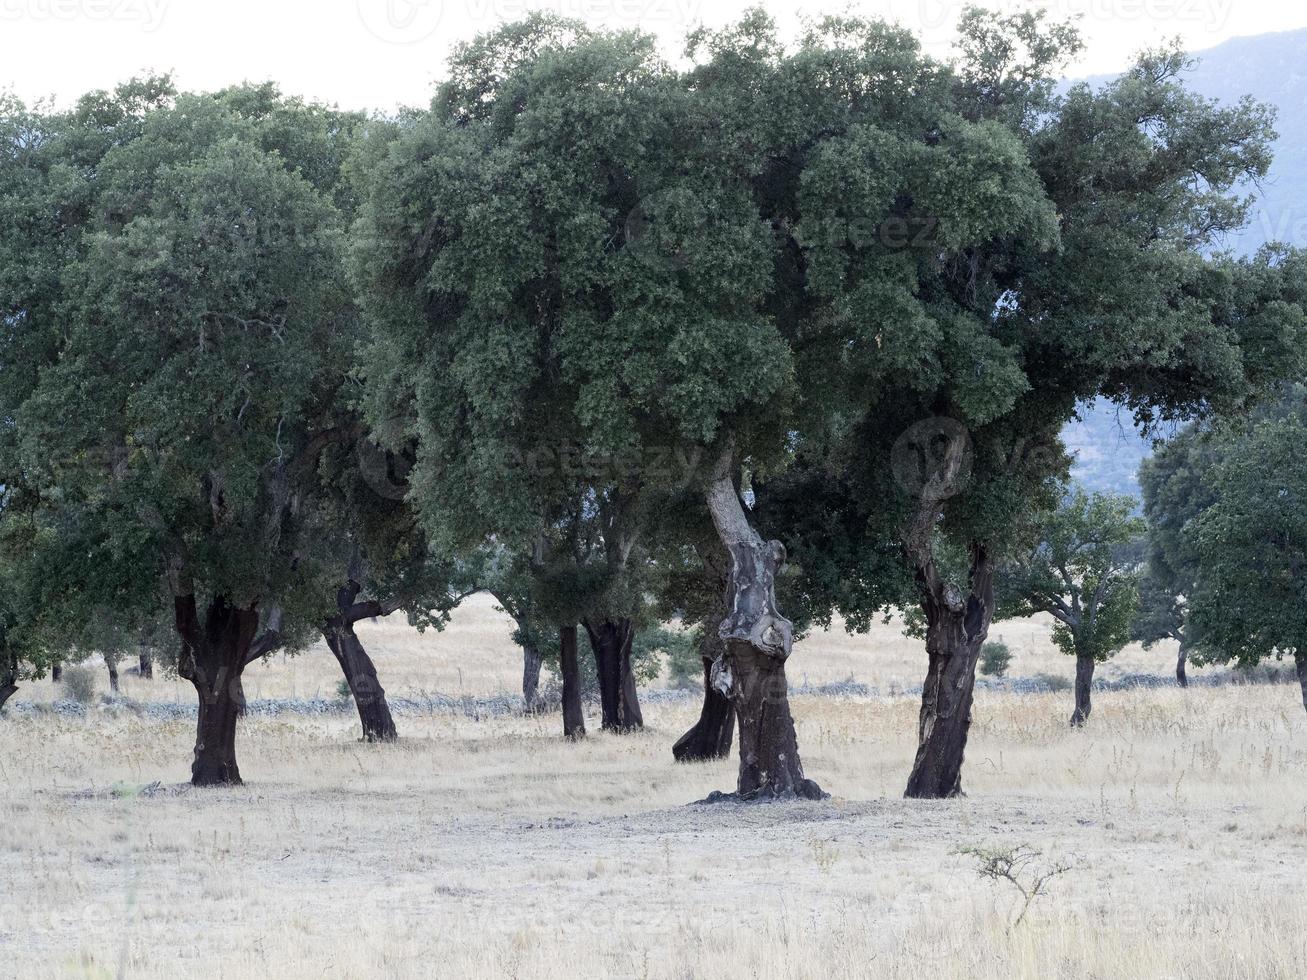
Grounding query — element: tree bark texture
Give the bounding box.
[522,644,543,712]
[673,606,735,762]
[324,581,398,743]
[107,661,120,694]
[904,546,995,799]
[583,618,643,731]
[560,625,585,739]
[1070,654,1095,726]
[703,450,822,800]
[175,594,259,787]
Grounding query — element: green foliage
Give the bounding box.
[0,79,364,660]
[979,640,1012,678]
[1189,398,1307,667]
[1140,385,1307,670]
[635,626,700,688]
[1001,487,1144,663]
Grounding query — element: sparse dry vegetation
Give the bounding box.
[4,600,1306,979]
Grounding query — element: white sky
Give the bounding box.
[2,0,1305,112]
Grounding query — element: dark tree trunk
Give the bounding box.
[175,594,259,787]
[323,624,397,742]
[107,661,120,694]
[139,651,154,680]
[583,618,642,731]
[904,546,995,800]
[51,662,62,683]
[0,652,17,712]
[702,450,822,800]
[1296,651,1307,715]
[619,633,644,730]
[673,608,735,763]
[522,644,543,712]
[1071,655,1095,726]
[1176,644,1188,688]
[560,625,585,740]
[324,581,398,742]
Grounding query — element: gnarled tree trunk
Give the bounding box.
[107,660,120,694]
[1071,655,1095,726]
[176,594,259,787]
[323,625,397,743]
[1296,651,1307,716]
[560,624,585,739]
[673,607,735,762]
[139,651,154,680]
[324,581,398,743]
[522,645,543,712]
[583,618,642,731]
[904,547,995,799]
[1175,643,1188,688]
[702,449,823,800]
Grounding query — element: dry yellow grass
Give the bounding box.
[3,596,1306,979]
[8,591,1223,706]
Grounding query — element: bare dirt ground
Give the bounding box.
[3,595,1306,979]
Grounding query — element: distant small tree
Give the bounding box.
[979,640,1012,678]
[1002,488,1144,725]
[1135,426,1220,686]
[1189,406,1307,714]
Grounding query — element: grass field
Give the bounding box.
[3,594,1306,979]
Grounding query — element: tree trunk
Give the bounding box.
[1070,655,1095,726]
[583,618,642,731]
[1296,651,1307,715]
[904,547,995,800]
[560,624,585,740]
[702,449,823,800]
[51,662,62,683]
[0,652,17,712]
[522,644,543,712]
[673,609,735,763]
[1175,644,1188,688]
[175,594,259,787]
[323,622,397,743]
[139,651,154,680]
[619,630,644,730]
[324,581,398,742]
[107,661,120,694]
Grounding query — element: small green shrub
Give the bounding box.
[979,640,1012,678]
[1033,671,1072,693]
[61,664,98,704]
